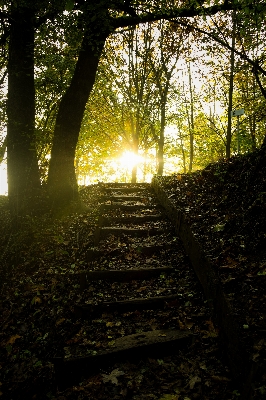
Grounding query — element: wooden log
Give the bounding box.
[74,294,180,318]
[53,329,193,390]
[79,266,173,289]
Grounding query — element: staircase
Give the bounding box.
[53,183,210,389]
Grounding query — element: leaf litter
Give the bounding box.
[0,151,265,400]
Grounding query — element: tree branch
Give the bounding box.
[111,1,251,30]
[173,20,266,78]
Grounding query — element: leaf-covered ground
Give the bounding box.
[0,147,265,399]
[156,148,266,398]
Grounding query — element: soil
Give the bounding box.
[0,146,266,400]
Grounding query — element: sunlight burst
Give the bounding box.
[119,151,143,170]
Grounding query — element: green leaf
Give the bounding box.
[34,360,43,368]
[65,0,74,12]
[213,224,225,232]
[6,345,12,354]
[257,271,266,276]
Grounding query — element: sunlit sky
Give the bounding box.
[0,163,7,195]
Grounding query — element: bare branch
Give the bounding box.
[173,20,266,78]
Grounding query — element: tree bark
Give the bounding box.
[47,31,107,209]
[185,62,194,173]
[7,7,41,217]
[157,101,166,175]
[226,12,236,159]
[131,115,139,183]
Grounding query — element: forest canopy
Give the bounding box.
[0,0,266,215]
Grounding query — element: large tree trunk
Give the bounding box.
[47,32,107,209]
[7,7,41,217]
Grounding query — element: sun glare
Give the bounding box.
[119,151,143,170]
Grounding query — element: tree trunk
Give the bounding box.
[226,12,236,158]
[7,7,41,217]
[187,63,194,173]
[248,115,256,151]
[177,124,186,173]
[47,32,107,209]
[131,115,140,183]
[157,101,166,176]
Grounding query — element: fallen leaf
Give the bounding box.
[102,368,124,385]
[7,335,21,345]
[56,318,65,326]
[31,296,42,305]
[213,224,225,232]
[189,376,201,389]
[211,375,231,382]
[137,286,147,292]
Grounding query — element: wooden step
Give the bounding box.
[74,294,179,318]
[100,195,146,202]
[102,187,149,193]
[79,267,173,289]
[99,203,160,212]
[98,214,164,226]
[53,329,192,390]
[94,226,169,244]
[99,182,149,187]
[133,243,173,255]
[83,243,172,262]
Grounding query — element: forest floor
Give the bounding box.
[0,147,266,400]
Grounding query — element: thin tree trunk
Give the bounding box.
[7,7,41,217]
[226,12,236,158]
[131,115,139,183]
[188,64,194,173]
[157,100,166,176]
[177,123,186,173]
[47,32,107,209]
